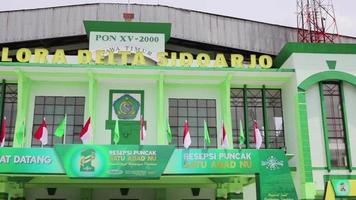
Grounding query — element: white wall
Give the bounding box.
[306,84,327,167]
[343,83,356,167]
[243,182,256,200]
[281,75,302,197]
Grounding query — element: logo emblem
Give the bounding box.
[80,148,96,172]
[113,94,140,120]
[333,180,350,196]
[261,155,284,170]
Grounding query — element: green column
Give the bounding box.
[157,74,165,144]
[221,75,233,148]
[88,72,97,144]
[0,177,9,200]
[14,71,31,147]
[0,80,5,138]
[296,88,315,199]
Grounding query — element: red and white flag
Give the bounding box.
[0,117,7,147]
[183,120,191,149]
[140,115,146,145]
[221,122,229,148]
[80,117,92,144]
[254,120,263,149]
[34,118,48,146]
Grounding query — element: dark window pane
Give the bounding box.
[169,98,217,148]
[230,88,285,149]
[31,96,85,147]
[1,84,18,147]
[322,82,348,168]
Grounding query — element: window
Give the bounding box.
[169,98,217,148]
[321,82,348,167]
[231,88,284,149]
[31,96,85,147]
[0,83,17,147]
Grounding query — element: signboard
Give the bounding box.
[164,149,259,174]
[0,147,64,174]
[331,179,356,197]
[89,32,165,62]
[0,146,297,199]
[165,149,297,200]
[0,47,273,68]
[55,145,174,178]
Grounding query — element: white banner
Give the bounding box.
[89,32,165,62]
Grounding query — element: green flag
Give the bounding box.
[167,120,172,144]
[15,121,25,146]
[113,120,120,145]
[239,120,245,147]
[54,115,66,137]
[204,120,211,146]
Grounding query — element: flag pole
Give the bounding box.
[63,114,67,144]
[203,120,206,149]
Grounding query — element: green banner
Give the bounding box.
[0,146,297,199]
[0,147,64,174]
[258,150,297,200]
[55,145,175,178]
[164,149,258,174]
[165,149,297,200]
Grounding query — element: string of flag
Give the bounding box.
[1,115,263,149]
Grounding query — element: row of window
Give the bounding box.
[2,82,348,167]
[0,85,285,149]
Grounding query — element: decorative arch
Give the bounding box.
[298,71,356,91]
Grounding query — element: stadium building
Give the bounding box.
[0,3,356,200]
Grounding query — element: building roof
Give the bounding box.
[0,3,356,55]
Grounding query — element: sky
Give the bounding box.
[1,0,355,37]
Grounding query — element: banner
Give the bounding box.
[89,32,165,62]
[165,149,297,200]
[0,146,297,199]
[55,145,174,178]
[0,147,64,174]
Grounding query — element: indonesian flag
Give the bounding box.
[80,117,92,144]
[254,120,263,149]
[140,115,146,145]
[0,117,7,147]
[34,118,48,146]
[221,122,229,148]
[183,120,191,149]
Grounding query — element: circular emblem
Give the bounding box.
[113,94,140,120]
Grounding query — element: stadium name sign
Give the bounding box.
[1,47,273,68]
